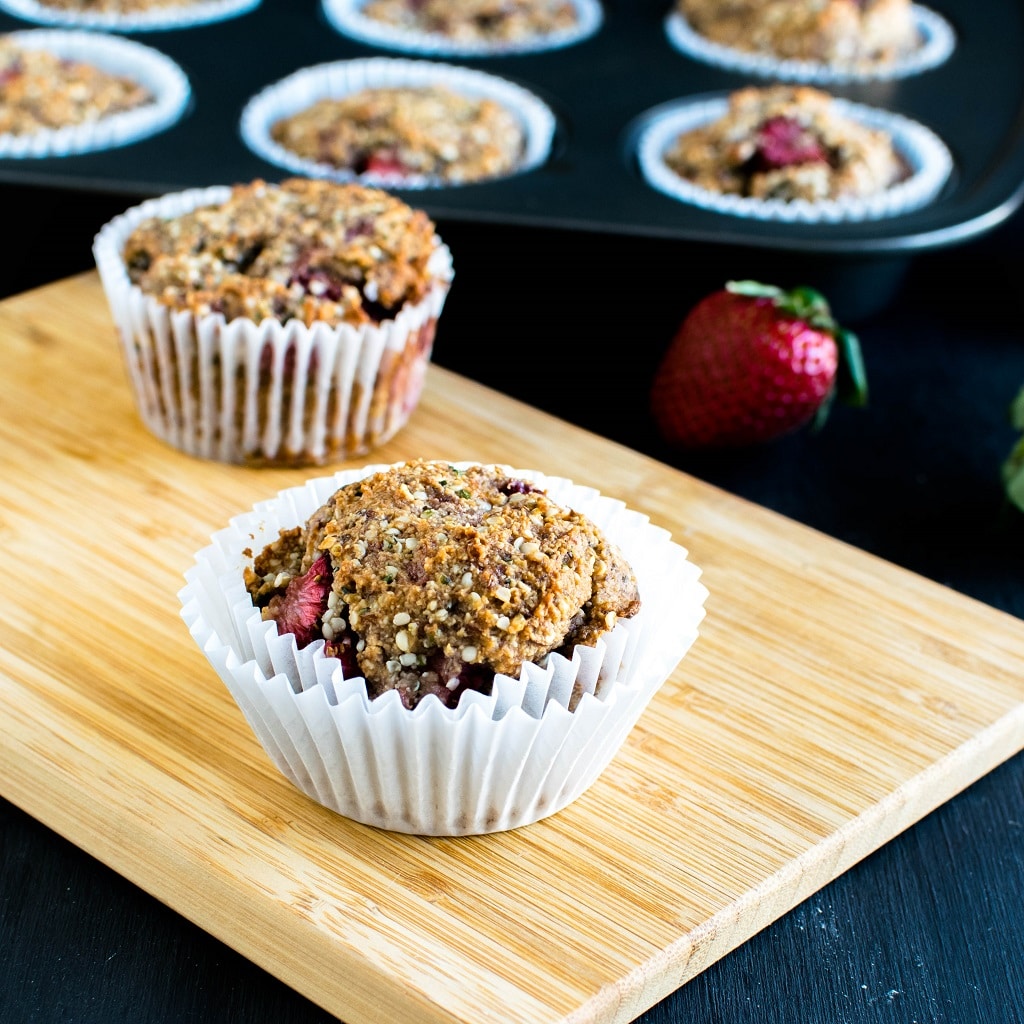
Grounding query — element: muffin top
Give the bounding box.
[244,460,642,709]
[0,35,154,134]
[676,0,919,70]
[28,0,207,9]
[122,177,444,327]
[269,84,525,184]
[663,85,908,202]
[358,0,581,43]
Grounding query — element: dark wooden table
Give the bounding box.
[1,186,1022,1022]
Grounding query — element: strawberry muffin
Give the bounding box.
[675,0,920,71]
[0,30,189,158]
[0,0,260,29]
[241,58,556,189]
[0,34,153,133]
[268,84,525,185]
[181,461,707,833]
[93,177,453,466]
[662,85,908,202]
[356,0,582,44]
[321,0,603,56]
[244,459,642,710]
[636,84,953,221]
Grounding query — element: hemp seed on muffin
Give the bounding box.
[357,0,581,44]
[122,176,442,327]
[0,34,153,133]
[662,85,909,202]
[244,460,642,709]
[675,0,920,71]
[268,84,526,184]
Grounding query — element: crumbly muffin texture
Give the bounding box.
[122,177,442,327]
[244,461,642,709]
[269,85,525,184]
[677,0,919,70]
[31,0,207,10]
[663,85,908,202]
[0,36,154,134]
[359,0,580,43]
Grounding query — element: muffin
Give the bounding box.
[244,460,642,710]
[677,0,918,70]
[92,177,453,466]
[663,85,907,202]
[636,85,952,222]
[269,84,525,185]
[240,57,556,189]
[665,0,955,83]
[180,461,708,834]
[0,34,153,134]
[0,0,260,30]
[358,0,582,43]
[321,0,603,56]
[0,30,189,157]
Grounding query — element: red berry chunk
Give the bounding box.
[753,116,827,170]
[266,554,332,647]
[362,151,410,177]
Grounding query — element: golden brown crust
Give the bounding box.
[269,86,525,184]
[32,0,208,10]
[122,177,442,327]
[245,461,641,708]
[663,85,907,202]
[360,0,580,42]
[676,0,919,68]
[0,37,153,134]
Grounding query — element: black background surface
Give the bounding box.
[1,0,1023,1020]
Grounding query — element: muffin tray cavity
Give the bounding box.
[0,0,1022,255]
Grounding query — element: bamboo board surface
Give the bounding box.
[1,272,1022,1024]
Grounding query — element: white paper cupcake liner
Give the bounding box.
[664,5,955,85]
[0,0,260,32]
[0,30,190,158]
[321,0,603,57]
[635,93,953,223]
[92,186,453,466]
[240,57,556,190]
[179,463,708,835]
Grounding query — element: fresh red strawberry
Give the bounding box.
[265,553,332,647]
[650,281,867,449]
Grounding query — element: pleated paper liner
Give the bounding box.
[179,463,709,835]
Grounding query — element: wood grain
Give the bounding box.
[1,273,1022,1024]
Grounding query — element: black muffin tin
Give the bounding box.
[1,0,1022,257]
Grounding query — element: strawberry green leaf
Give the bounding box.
[1010,385,1024,431]
[835,327,868,408]
[1004,437,1024,513]
[1004,387,1024,513]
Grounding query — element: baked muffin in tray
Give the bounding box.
[93,177,453,467]
[0,30,188,157]
[665,0,955,83]
[321,0,603,56]
[0,0,260,31]
[241,57,556,190]
[269,84,526,185]
[180,460,708,834]
[636,84,953,222]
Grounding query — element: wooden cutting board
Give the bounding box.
[1,273,1022,1024]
